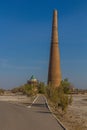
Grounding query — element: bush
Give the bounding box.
[0,88,4,95]
[46,79,72,111]
[11,84,38,96]
[60,78,71,94]
[37,82,46,94]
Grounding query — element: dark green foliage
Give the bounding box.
[37,82,46,94]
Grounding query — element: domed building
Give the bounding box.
[27,75,38,86]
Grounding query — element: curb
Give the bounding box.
[44,96,68,130]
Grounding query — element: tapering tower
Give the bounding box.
[48,10,61,87]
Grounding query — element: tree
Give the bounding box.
[60,78,71,94]
[37,82,46,94]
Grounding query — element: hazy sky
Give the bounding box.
[0,0,87,89]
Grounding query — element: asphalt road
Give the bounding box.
[0,95,64,130]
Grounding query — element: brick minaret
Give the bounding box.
[48,10,61,87]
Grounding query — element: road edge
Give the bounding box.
[44,96,68,130]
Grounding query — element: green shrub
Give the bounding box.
[60,78,71,94]
[46,79,72,111]
[37,82,46,94]
[11,84,38,96]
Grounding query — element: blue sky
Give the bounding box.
[0,0,87,89]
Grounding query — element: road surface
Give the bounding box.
[0,95,64,130]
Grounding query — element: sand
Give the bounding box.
[0,94,34,105]
[58,94,87,130]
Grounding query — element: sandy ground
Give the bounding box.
[57,94,87,130]
[0,94,35,105]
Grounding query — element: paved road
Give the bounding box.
[0,95,64,130]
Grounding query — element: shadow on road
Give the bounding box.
[32,103,46,107]
[36,110,51,114]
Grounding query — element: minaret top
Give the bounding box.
[53,9,57,14]
[51,9,58,43]
[53,9,58,27]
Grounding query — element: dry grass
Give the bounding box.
[49,93,87,130]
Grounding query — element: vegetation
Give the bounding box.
[60,78,71,94]
[37,82,46,94]
[11,84,38,96]
[11,82,46,96]
[0,88,4,95]
[46,79,73,112]
[11,78,73,112]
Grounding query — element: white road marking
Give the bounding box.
[27,95,39,108]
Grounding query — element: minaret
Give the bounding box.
[48,10,61,87]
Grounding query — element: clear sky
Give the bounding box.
[0,0,87,89]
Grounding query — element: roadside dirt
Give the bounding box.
[0,94,35,105]
[52,94,87,130]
